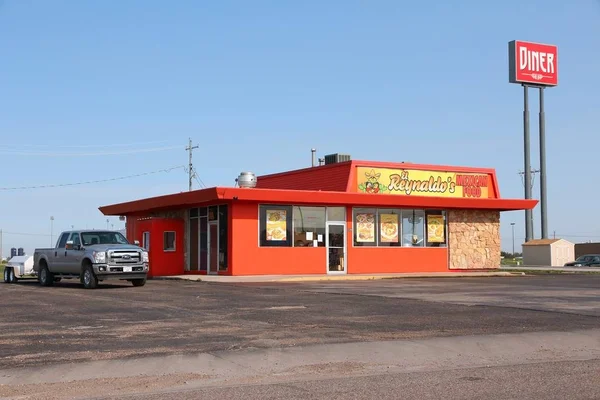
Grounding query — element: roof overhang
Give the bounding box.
[100,187,537,216]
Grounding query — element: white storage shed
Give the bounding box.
[522,239,574,266]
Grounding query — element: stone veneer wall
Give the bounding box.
[448,209,500,270]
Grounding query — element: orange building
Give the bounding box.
[99,158,536,277]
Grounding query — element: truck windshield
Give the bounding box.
[81,232,130,246]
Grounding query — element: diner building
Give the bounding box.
[99,156,537,277]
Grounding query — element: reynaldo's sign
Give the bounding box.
[356,167,492,198]
[509,40,558,86]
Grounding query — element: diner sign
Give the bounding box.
[356,167,491,198]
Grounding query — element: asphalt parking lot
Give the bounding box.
[1,275,599,370]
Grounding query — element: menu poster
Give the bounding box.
[379,214,399,243]
[355,213,375,242]
[266,210,287,241]
[427,215,445,243]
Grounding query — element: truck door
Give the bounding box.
[66,233,84,274]
[51,233,70,273]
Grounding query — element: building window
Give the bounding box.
[352,208,446,248]
[259,205,293,247]
[402,209,425,247]
[353,208,377,247]
[218,205,228,270]
[200,216,208,271]
[208,206,218,221]
[377,209,401,247]
[326,207,346,222]
[189,219,199,270]
[293,206,326,247]
[142,232,150,251]
[164,231,176,251]
[425,210,447,247]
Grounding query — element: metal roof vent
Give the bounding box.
[236,171,257,188]
[324,153,351,165]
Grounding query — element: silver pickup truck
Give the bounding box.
[33,230,149,289]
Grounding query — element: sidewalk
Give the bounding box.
[154,271,516,283]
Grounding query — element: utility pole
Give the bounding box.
[186,138,199,191]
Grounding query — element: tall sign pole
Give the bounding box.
[522,85,533,241]
[509,40,558,241]
[539,87,548,238]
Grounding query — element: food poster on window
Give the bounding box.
[355,213,375,242]
[427,215,445,243]
[379,213,399,243]
[266,210,287,241]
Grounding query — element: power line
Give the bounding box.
[0,145,180,157]
[0,140,171,149]
[2,231,50,237]
[0,166,185,191]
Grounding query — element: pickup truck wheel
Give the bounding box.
[3,268,9,283]
[131,278,146,287]
[38,265,54,287]
[82,266,98,289]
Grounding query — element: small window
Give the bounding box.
[57,233,69,249]
[142,232,150,251]
[293,206,326,247]
[69,233,81,247]
[402,209,425,247]
[425,210,447,247]
[164,231,176,251]
[353,208,377,247]
[190,208,199,218]
[259,205,293,247]
[208,206,218,221]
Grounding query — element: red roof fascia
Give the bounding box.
[100,186,536,216]
[99,187,221,216]
[218,187,536,211]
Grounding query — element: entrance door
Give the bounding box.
[208,222,219,274]
[326,223,346,274]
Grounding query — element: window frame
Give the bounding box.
[258,204,293,247]
[293,206,326,248]
[163,231,176,252]
[351,207,447,248]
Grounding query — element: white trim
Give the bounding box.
[326,221,347,275]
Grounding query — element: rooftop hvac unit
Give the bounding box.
[324,153,351,165]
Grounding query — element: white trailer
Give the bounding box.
[3,255,36,283]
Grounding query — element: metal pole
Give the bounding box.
[50,216,54,247]
[311,148,316,167]
[539,87,548,239]
[511,223,515,255]
[523,85,533,242]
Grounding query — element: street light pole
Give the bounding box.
[50,216,55,247]
[511,222,516,256]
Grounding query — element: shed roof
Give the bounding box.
[522,239,566,246]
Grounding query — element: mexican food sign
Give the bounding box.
[356,167,492,198]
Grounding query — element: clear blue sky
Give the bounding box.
[1,0,599,255]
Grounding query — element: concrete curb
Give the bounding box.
[152,271,519,283]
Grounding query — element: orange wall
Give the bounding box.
[231,202,326,275]
[230,202,448,275]
[133,218,185,278]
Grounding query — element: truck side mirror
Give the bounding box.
[134,240,140,246]
[65,240,74,250]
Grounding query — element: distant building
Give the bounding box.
[522,239,574,266]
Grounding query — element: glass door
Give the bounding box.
[208,222,219,274]
[326,222,346,274]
